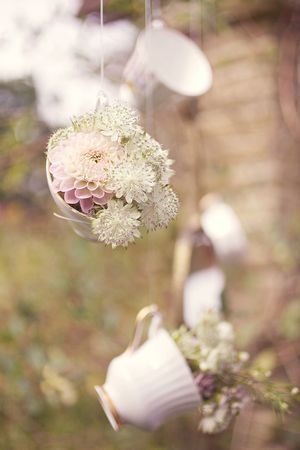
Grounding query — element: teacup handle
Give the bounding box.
[126,304,162,353]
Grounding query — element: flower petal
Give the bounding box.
[49,162,61,174]
[75,188,92,199]
[92,187,105,198]
[93,192,113,205]
[64,190,78,204]
[60,178,76,192]
[53,167,68,180]
[87,181,98,191]
[74,179,88,189]
[52,178,62,193]
[80,197,93,214]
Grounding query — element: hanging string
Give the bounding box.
[144,0,154,305]
[100,0,104,87]
[200,0,204,46]
[145,0,154,134]
[189,0,202,43]
[95,0,108,111]
[152,0,161,22]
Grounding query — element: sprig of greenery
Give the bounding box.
[231,369,299,418]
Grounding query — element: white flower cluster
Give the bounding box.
[173,311,251,434]
[92,200,141,249]
[194,311,237,374]
[47,100,179,248]
[71,100,140,142]
[173,311,299,434]
[173,311,246,375]
[199,386,249,434]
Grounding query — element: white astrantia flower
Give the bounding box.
[126,131,162,157]
[48,126,74,150]
[160,157,175,185]
[91,200,141,248]
[106,157,156,204]
[100,101,140,142]
[71,101,140,143]
[140,185,179,231]
[126,131,174,184]
[71,112,97,133]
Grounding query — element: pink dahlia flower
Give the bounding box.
[48,132,119,213]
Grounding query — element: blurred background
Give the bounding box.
[1,0,300,449]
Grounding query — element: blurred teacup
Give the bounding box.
[183,266,225,329]
[120,20,213,107]
[200,194,247,262]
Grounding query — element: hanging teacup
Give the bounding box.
[95,305,201,431]
[200,194,247,262]
[183,265,225,329]
[46,96,179,248]
[119,20,213,107]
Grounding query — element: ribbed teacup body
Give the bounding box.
[104,330,201,430]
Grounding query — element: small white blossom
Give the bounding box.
[202,403,215,415]
[107,158,156,204]
[48,127,74,150]
[217,322,235,343]
[141,185,179,231]
[160,157,175,185]
[189,311,239,374]
[195,311,221,348]
[239,352,250,362]
[126,132,174,184]
[291,387,299,396]
[91,200,141,248]
[200,416,218,433]
[127,131,161,158]
[98,101,140,142]
[72,101,139,143]
[199,402,233,434]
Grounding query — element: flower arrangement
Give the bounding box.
[46,100,179,248]
[172,311,299,434]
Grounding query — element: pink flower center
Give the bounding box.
[85,148,105,164]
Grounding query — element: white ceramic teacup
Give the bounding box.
[120,20,213,106]
[46,159,97,241]
[200,195,247,262]
[95,305,201,431]
[183,266,225,329]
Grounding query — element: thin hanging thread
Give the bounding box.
[189,0,201,43]
[145,0,154,304]
[100,0,104,87]
[145,0,154,134]
[152,0,161,21]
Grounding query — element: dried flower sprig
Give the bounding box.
[172,311,299,434]
[231,370,299,417]
[46,100,179,247]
